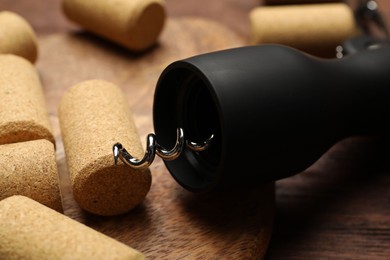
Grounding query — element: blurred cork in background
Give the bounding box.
[62,0,166,51]
[250,3,361,57]
[0,11,38,63]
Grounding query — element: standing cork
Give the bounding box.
[59,80,151,216]
[249,3,361,56]
[62,0,166,51]
[0,139,62,212]
[0,54,54,145]
[0,196,144,259]
[0,11,38,63]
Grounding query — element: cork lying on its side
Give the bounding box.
[59,80,151,216]
[62,0,166,51]
[0,196,145,259]
[0,11,38,63]
[0,54,55,145]
[0,139,62,212]
[250,3,361,56]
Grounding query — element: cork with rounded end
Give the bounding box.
[249,3,361,56]
[0,54,54,145]
[59,80,151,216]
[0,195,145,260]
[0,11,38,63]
[0,139,62,212]
[62,0,166,51]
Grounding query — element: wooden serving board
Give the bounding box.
[37,17,275,259]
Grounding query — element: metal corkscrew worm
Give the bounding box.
[113,128,214,170]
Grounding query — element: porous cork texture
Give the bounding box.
[0,140,62,212]
[0,196,145,259]
[250,3,360,54]
[0,11,38,63]
[0,54,55,145]
[62,0,166,51]
[59,80,151,216]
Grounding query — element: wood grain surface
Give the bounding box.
[1,0,390,259]
[8,12,275,259]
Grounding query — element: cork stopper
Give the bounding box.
[249,3,361,57]
[0,11,38,63]
[0,54,55,145]
[0,139,62,212]
[59,80,151,216]
[0,195,145,259]
[62,0,166,51]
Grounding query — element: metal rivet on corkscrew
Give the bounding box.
[337,0,389,58]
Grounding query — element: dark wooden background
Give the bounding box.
[1,0,390,259]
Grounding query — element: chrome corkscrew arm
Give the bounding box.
[113,128,214,170]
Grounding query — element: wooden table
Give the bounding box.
[2,0,390,259]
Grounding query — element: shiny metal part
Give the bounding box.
[113,128,214,170]
[155,128,185,161]
[113,133,156,169]
[186,133,214,152]
[337,0,389,58]
[356,0,389,38]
